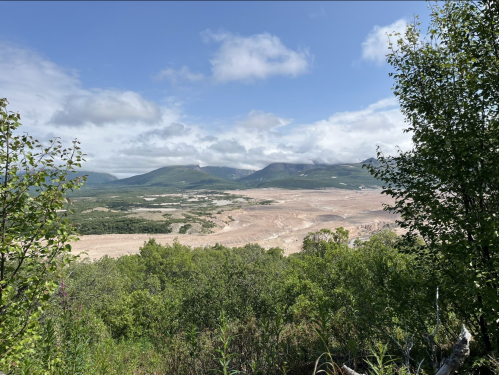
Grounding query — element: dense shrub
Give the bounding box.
[13,229,468,374]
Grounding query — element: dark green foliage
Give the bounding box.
[76,217,173,235]
[301,227,349,258]
[366,0,499,356]
[0,98,85,371]
[201,220,216,229]
[178,223,192,234]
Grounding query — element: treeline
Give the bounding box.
[15,229,493,374]
[75,217,173,235]
[72,215,216,235]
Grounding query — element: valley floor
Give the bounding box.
[72,188,402,258]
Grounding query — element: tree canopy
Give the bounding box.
[367,0,499,355]
[0,98,85,370]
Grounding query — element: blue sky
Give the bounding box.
[0,1,430,177]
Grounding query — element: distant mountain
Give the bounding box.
[77,161,380,191]
[21,170,117,185]
[237,163,321,186]
[108,165,243,190]
[256,163,380,190]
[200,166,255,180]
[72,171,118,185]
[360,157,380,166]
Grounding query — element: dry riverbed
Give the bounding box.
[72,188,401,258]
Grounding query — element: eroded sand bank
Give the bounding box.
[72,188,400,259]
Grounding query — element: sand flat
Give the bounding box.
[72,188,400,259]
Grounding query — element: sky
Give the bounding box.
[0,1,430,177]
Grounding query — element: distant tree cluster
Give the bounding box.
[76,217,173,235]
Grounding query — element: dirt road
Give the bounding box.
[72,188,400,259]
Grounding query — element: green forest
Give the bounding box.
[1,1,499,374]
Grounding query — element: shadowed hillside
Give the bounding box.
[72,171,118,185]
[200,166,255,180]
[237,163,322,186]
[257,163,380,189]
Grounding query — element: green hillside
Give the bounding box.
[73,171,118,185]
[200,166,255,180]
[360,157,380,166]
[255,163,380,190]
[108,165,243,190]
[76,161,380,192]
[237,163,320,186]
[24,170,117,188]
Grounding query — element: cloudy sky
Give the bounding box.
[0,1,429,177]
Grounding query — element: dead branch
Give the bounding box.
[340,325,471,375]
[340,365,366,375]
[435,325,472,375]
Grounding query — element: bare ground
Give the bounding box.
[72,188,401,259]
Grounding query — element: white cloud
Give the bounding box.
[135,123,190,142]
[0,42,411,176]
[50,90,162,127]
[122,142,199,157]
[96,96,411,173]
[0,42,182,173]
[202,30,311,82]
[362,19,407,64]
[293,97,410,164]
[209,139,246,154]
[155,65,204,83]
[236,110,292,130]
[0,43,81,127]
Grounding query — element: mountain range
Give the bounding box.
[74,171,119,185]
[77,159,380,190]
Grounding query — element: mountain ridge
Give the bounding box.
[71,171,119,185]
[106,165,243,189]
[75,160,379,190]
[200,166,255,180]
[236,162,326,186]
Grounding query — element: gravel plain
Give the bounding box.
[72,188,402,259]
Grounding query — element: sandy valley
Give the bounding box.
[72,188,401,259]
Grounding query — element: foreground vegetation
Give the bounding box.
[14,229,498,374]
